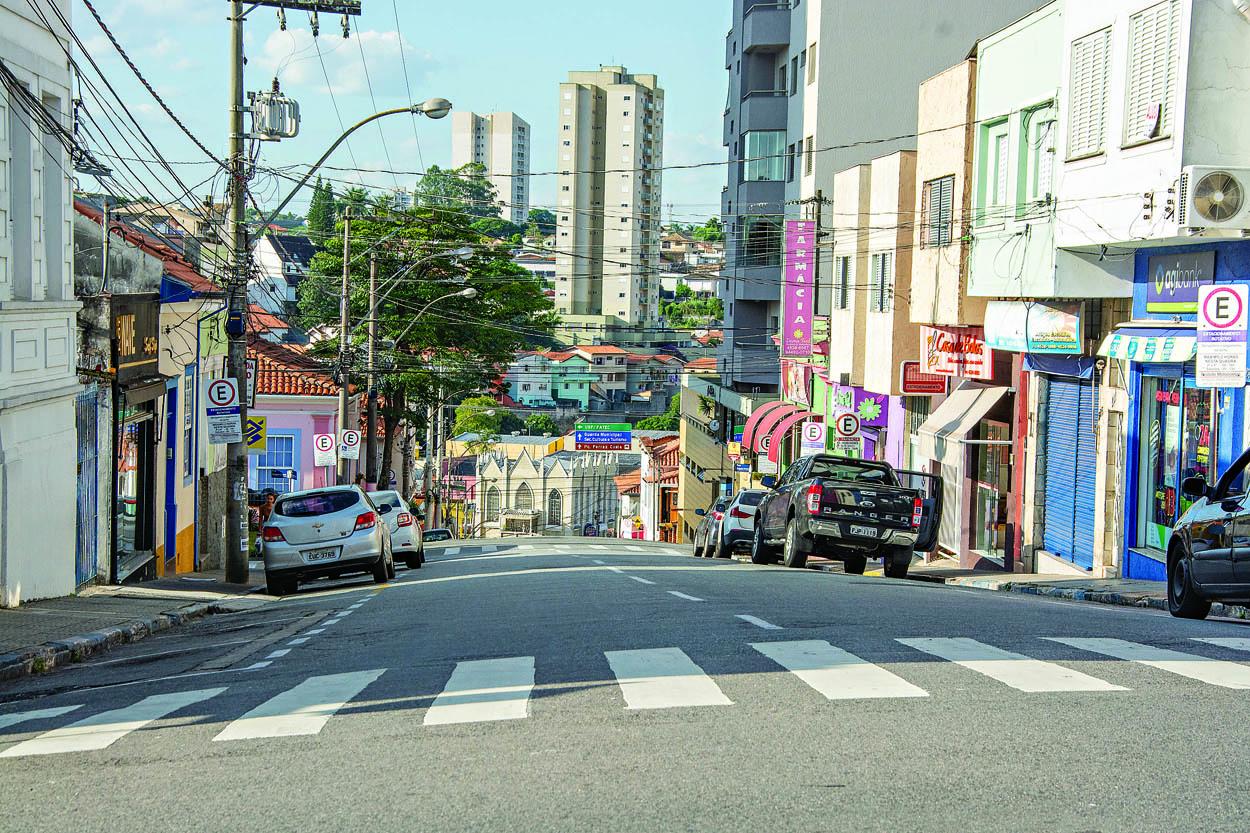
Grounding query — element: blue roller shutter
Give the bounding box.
[1042,376,1098,570]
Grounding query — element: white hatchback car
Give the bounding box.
[370,490,424,569]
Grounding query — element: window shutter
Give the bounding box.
[1068,28,1111,157]
[919,181,931,248]
[994,133,1009,207]
[1037,121,1056,198]
[1125,0,1178,143]
[869,254,882,312]
[804,136,814,176]
[938,175,953,245]
[882,252,894,312]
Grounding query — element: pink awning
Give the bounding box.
[740,400,789,452]
[767,410,817,464]
[752,404,799,454]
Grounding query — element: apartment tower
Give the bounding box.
[554,66,664,344]
[450,111,530,225]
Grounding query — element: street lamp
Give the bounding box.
[415,97,453,119]
[391,287,478,344]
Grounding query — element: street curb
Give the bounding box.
[0,596,259,684]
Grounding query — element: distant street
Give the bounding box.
[2,539,1250,832]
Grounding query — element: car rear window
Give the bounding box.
[275,491,360,518]
[371,491,401,510]
[424,530,452,542]
[736,491,765,506]
[808,459,898,485]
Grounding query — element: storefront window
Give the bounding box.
[1138,377,1216,552]
[116,403,154,555]
[973,422,1010,558]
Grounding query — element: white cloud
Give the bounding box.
[255,27,433,101]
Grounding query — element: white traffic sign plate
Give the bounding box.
[339,429,361,460]
[800,420,826,456]
[314,433,337,467]
[207,378,239,408]
[834,412,862,439]
[205,378,242,444]
[1197,284,1249,388]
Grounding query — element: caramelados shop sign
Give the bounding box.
[1146,251,1215,313]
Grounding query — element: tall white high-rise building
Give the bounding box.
[554,66,663,341]
[450,111,530,225]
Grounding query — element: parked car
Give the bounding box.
[260,485,395,596]
[422,528,455,543]
[1168,450,1250,619]
[370,490,424,569]
[691,498,729,557]
[752,455,941,577]
[708,489,767,558]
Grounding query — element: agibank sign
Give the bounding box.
[1146,250,1214,313]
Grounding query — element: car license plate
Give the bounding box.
[849,524,877,538]
[303,547,340,563]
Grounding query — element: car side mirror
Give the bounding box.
[1181,476,1209,499]
[694,508,706,516]
[760,475,777,488]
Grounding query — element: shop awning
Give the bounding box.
[1097,325,1197,363]
[123,375,172,404]
[767,410,817,464]
[752,403,800,454]
[741,400,790,451]
[916,382,1010,467]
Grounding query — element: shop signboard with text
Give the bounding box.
[922,326,993,380]
[827,382,888,427]
[982,301,1083,354]
[782,220,816,357]
[899,361,947,395]
[1146,251,1214,313]
[111,293,161,385]
[782,360,812,407]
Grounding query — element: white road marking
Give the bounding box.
[480,546,498,554]
[304,628,326,635]
[588,545,611,552]
[322,619,343,627]
[287,637,310,646]
[606,566,625,573]
[736,615,782,630]
[592,559,606,565]
[605,647,732,710]
[266,649,291,659]
[0,705,81,732]
[668,591,704,602]
[1192,637,1250,652]
[625,546,648,552]
[629,576,656,585]
[1046,637,1250,689]
[445,547,461,556]
[348,603,364,610]
[214,669,384,741]
[0,688,225,757]
[424,657,535,726]
[754,640,928,700]
[898,638,1124,693]
[243,661,272,670]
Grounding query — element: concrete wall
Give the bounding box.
[248,396,340,492]
[863,151,918,397]
[828,164,870,386]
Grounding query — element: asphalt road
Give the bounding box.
[3,537,1250,833]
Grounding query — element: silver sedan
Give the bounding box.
[260,485,395,596]
[370,490,425,569]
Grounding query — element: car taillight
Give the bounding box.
[911,497,923,529]
[713,511,724,521]
[261,526,285,543]
[354,511,377,531]
[396,512,414,527]
[730,506,752,519]
[806,483,822,513]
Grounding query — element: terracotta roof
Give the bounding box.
[248,339,338,397]
[74,199,220,295]
[247,304,290,334]
[574,344,628,355]
[614,468,641,496]
[685,357,717,372]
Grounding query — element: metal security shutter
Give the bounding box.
[1042,376,1098,570]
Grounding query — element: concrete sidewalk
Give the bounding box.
[0,564,270,682]
[816,557,1250,620]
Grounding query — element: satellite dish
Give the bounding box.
[709,419,721,432]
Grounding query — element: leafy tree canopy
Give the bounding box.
[527,208,556,236]
[524,412,559,435]
[415,163,499,219]
[692,217,724,243]
[635,394,680,432]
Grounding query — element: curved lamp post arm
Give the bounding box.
[392,288,477,344]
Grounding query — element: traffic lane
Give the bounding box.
[3,562,1250,833]
[612,556,1250,644]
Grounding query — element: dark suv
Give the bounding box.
[1169,447,1250,619]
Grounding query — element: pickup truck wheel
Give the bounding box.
[750,522,776,565]
[882,545,912,579]
[842,555,867,575]
[782,519,809,569]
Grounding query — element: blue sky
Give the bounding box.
[74,0,732,223]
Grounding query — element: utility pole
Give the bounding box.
[224,0,249,584]
[336,206,352,484]
[364,252,379,488]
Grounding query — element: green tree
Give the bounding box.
[452,396,503,453]
[306,177,335,238]
[334,186,370,217]
[674,282,693,300]
[527,208,556,236]
[471,216,525,240]
[414,163,499,219]
[500,412,526,435]
[636,395,681,431]
[525,412,559,435]
[692,217,724,243]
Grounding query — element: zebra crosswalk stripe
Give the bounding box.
[0,688,225,758]
[214,670,384,741]
[1046,637,1250,689]
[1192,637,1250,653]
[754,640,928,700]
[898,638,1125,693]
[0,705,82,733]
[605,647,732,710]
[424,657,535,725]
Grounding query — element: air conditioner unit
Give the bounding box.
[1178,166,1250,231]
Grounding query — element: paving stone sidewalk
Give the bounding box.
[0,564,269,682]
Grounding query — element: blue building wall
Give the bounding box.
[1122,241,1250,580]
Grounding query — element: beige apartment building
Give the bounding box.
[450,111,530,225]
[554,65,664,344]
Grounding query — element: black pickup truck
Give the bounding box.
[751,455,942,577]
